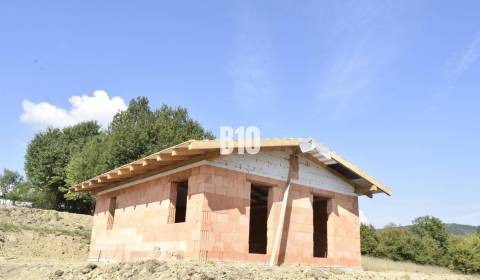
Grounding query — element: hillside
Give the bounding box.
[0,205,478,280]
[0,205,91,260]
[445,223,479,235]
[399,223,479,235]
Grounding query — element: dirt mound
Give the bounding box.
[0,229,89,260]
[0,205,91,261]
[0,205,91,231]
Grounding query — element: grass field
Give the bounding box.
[363,256,458,274]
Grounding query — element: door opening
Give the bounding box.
[174,181,188,223]
[248,185,269,254]
[313,196,328,258]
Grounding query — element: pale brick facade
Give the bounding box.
[88,150,361,267]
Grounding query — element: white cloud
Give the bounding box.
[20,90,127,129]
[427,33,480,111]
[359,209,370,225]
[449,34,480,82]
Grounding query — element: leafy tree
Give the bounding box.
[411,216,449,250]
[65,134,112,204]
[107,97,214,168]
[375,226,443,265]
[5,181,33,202]
[360,217,480,273]
[360,224,378,255]
[151,104,215,151]
[66,134,111,187]
[107,97,156,168]
[0,169,23,198]
[448,234,480,273]
[24,122,101,212]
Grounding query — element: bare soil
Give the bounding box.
[0,205,478,280]
[0,205,91,261]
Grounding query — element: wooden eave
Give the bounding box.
[69,138,391,197]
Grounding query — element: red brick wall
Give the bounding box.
[89,164,360,267]
[89,168,205,262]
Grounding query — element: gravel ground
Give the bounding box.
[0,258,479,280]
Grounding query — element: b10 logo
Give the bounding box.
[220,126,261,155]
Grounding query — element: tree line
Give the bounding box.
[361,216,480,274]
[3,97,213,213]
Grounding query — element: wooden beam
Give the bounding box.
[269,152,298,266]
[114,165,145,175]
[141,158,157,166]
[107,172,122,180]
[171,148,205,156]
[128,163,145,172]
[330,153,392,196]
[354,184,379,198]
[77,181,98,191]
[187,139,301,150]
[116,168,137,178]
[97,175,122,184]
[155,154,189,162]
[140,158,176,172]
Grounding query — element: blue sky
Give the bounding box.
[1,1,479,227]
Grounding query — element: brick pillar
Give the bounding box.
[198,198,211,262]
[187,167,215,262]
[167,182,177,224]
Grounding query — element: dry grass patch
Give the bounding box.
[362,256,456,274]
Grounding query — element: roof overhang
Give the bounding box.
[299,138,391,197]
[70,138,391,197]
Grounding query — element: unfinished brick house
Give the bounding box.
[71,138,391,267]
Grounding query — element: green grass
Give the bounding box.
[0,222,90,239]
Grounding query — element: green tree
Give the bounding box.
[360,224,378,255]
[65,134,112,204]
[448,234,480,273]
[107,97,214,168]
[66,134,111,187]
[24,122,101,212]
[375,226,443,265]
[0,169,23,198]
[5,181,33,202]
[411,216,449,251]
